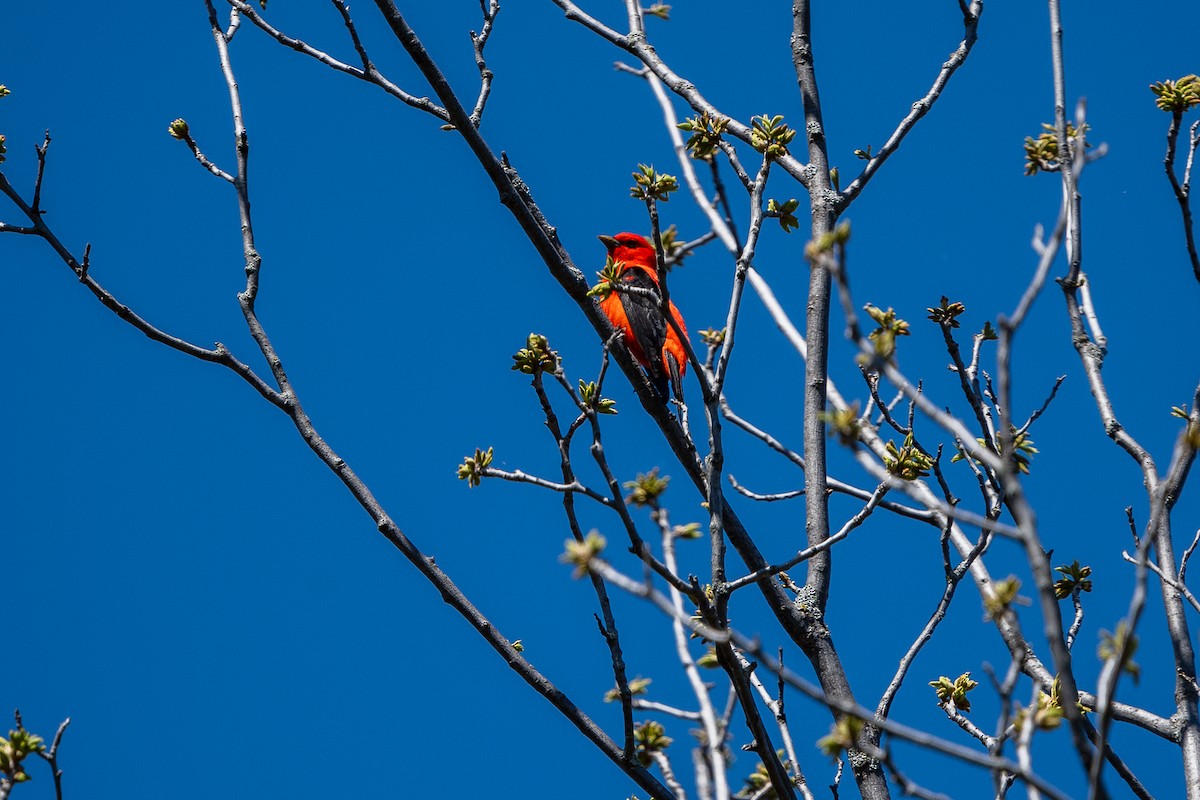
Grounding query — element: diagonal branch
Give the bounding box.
[838,1,983,208]
[551,0,810,186]
[0,171,285,410]
[227,0,451,122]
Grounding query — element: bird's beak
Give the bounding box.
[597,234,619,249]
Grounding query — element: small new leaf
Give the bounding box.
[561,531,607,579]
[588,257,624,299]
[864,304,910,360]
[579,380,618,415]
[696,646,719,668]
[737,752,794,798]
[677,112,728,160]
[672,522,703,540]
[624,468,669,507]
[1098,621,1141,684]
[1016,677,1089,732]
[1171,404,1200,447]
[854,145,873,160]
[604,676,652,702]
[767,198,801,233]
[1023,122,1091,175]
[927,296,966,328]
[167,118,190,140]
[634,720,673,766]
[1008,429,1039,474]
[511,333,560,375]
[929,672,979,713]
[979,320,998,341]
[952,427,1037,474]
[630,164,678,201]
[750,114,796,159]
[0,725,45,785]
[688,584,717,642]
[822,401,864,446]
[883,433,932,480]
[456,446,494,487]
[658,224,686,267]
[818,716,864,758]
[1048,674,1092,715]
[1020,691,1063,732]
[804,220,852,261]
[1150,75,1200,113]
[983,576,1030,621]
[1053,560,1093,599]
[645,3,671,20]
[699,327,726,347]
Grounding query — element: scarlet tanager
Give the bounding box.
[597,232,688,403]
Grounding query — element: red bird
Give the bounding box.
[597,232,688,403]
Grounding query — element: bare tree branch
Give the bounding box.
[838,1,983,208]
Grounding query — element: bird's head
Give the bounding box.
[598,232,658,274]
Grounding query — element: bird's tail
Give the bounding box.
[651,371,670,404]
[665,352,684,405]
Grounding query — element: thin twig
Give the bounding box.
[530,363,639,759]
[631,700,703,722]
[227,0,451,122]
[876,750,953,800]
[721,399,937,522]
[837,1,983,208]
[1180,528,1200,584]
[332,0,373,71]
[727,476,804,503]
[1081,716,1155,800]
[1162,95,1200,283]
[726,484,889,593]
[32,131,51,215]
[1016,376,1066,437]
[876,524,992,719]
[651,751,688,800]
[480,466,614,503]
[179,130,237,182]
[1123,550,1200,614]
[745,656,815,800]
[659,511,731,798]
[551,0,811,186]
[1066,589,1086,650]
[0,172,286,409]
[468,0,500,126]
[34,717,71,800]
[728,637,1071,800]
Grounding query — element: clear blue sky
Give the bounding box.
[3,3,1197,798]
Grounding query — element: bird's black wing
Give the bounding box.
[619,269,669,401]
